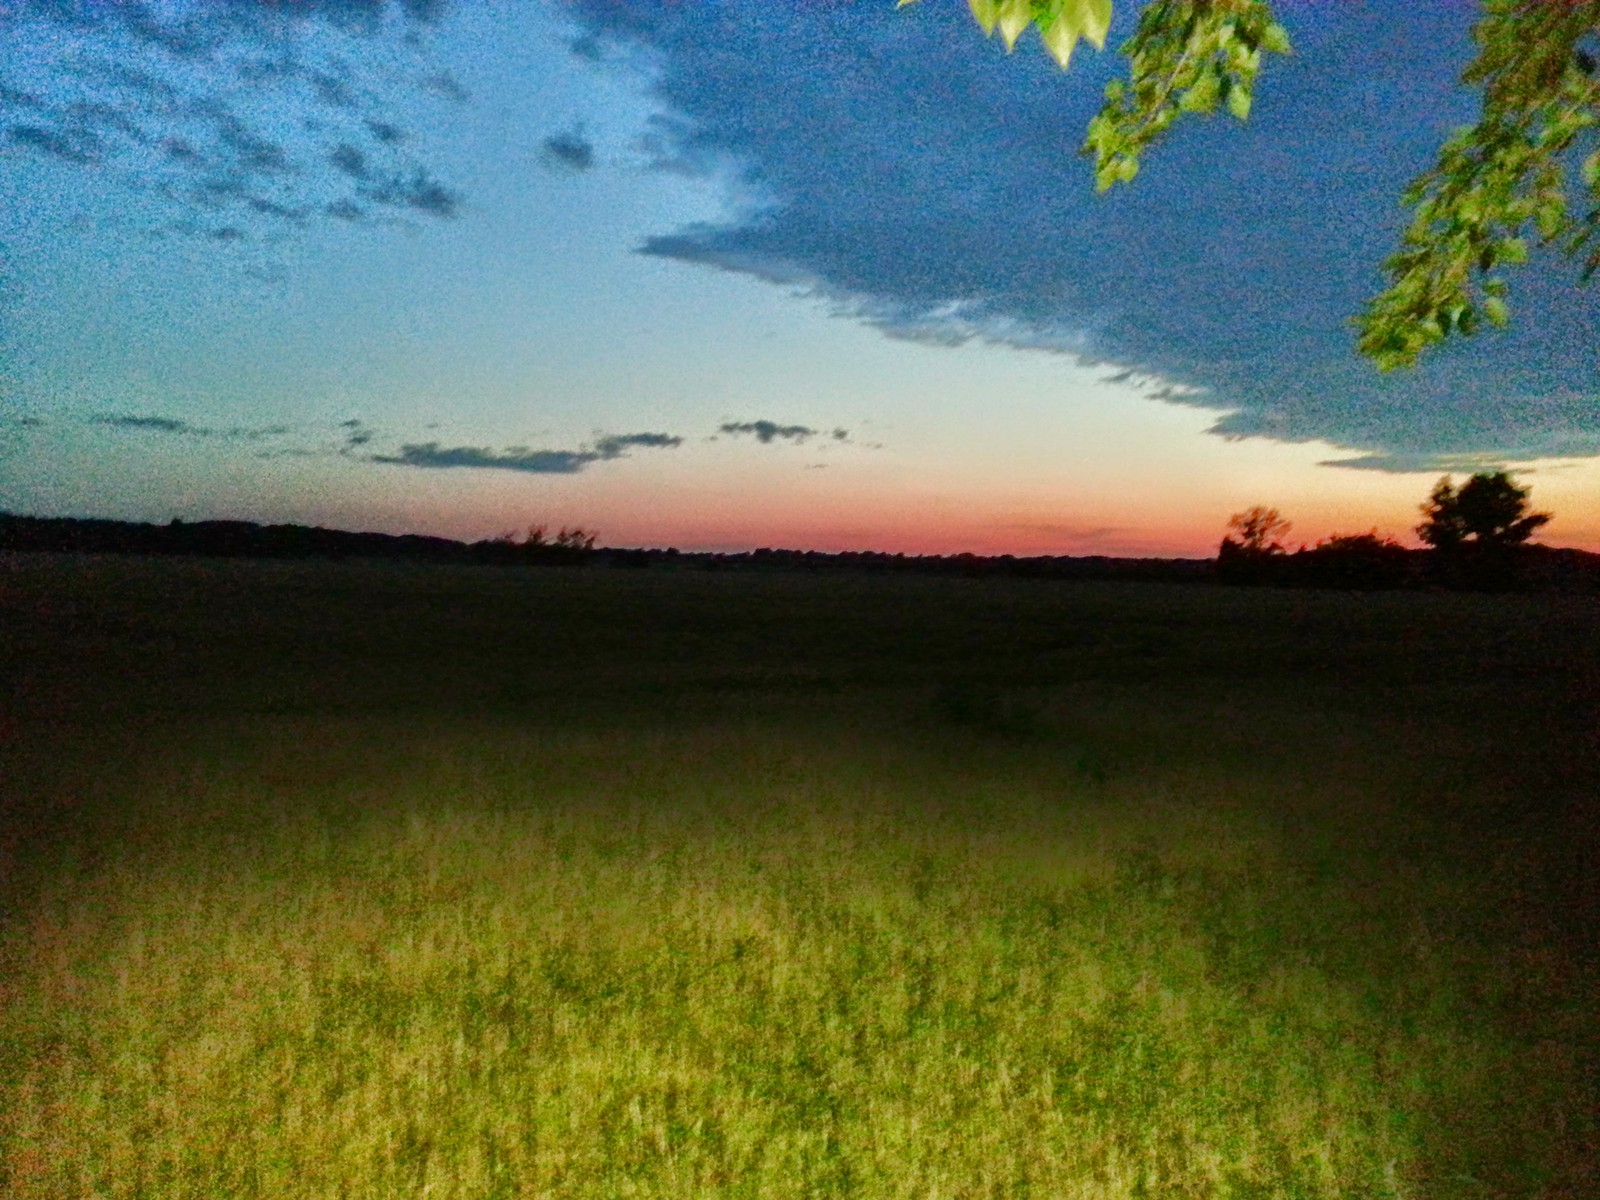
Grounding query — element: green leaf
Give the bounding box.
[1077,0,1113,49]
[1496,236,1529,265]
[996,0,1032,49]
[1039,0,1114,69]
[1535,195,1566,240]
[1179,70,1221,113]
[1583,150,1600,189]
[1227,82,1252,121]
[1040,9,1085,68]
[967,0,1002,35]
[1259,21,1292,54]
[1483,294,1510,327]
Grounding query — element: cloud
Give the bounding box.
[226,424,292,441]
[309,68,357,109]
[1004,522,1124,546]
[0,83,42,110]
[371,430,682,473]
[540,129,595,172]
[421,70,469,103]
[1318,453,1505,474]
[719,420,833,445]
[1317,448,1597,474]
[365,117,404,143]
[562,0,1600,471]
[8,123,102,163]
[2,0,464,239]
[592,431,683,454]
[94,413,206,435]
[91,413,291,441]
[360,167,461,217]
[329,142,370,178]
[372,443,597,473]
[338,418,375,452]
[325,198,368,222]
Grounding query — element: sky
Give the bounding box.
[1,0,1597,557]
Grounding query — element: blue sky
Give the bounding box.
[2,0,1596,554]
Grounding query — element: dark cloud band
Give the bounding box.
[563,0,1600,470]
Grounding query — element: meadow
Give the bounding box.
[1,551,1595,1198]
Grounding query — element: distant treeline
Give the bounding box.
[1216,536,1600,593]
[690,543,1600,591]
[2,512,1596,591]
[0,514,594,567]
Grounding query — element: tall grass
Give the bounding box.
[1,555,1595,1196]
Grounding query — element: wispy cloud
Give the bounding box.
[94,414,205,435]
[338,418,375,454]
[593,431,682,454]
[1319,453,1500,474]
[8,123,103,163]
[371,430,683,474]
[561,0,1600,471]
[1004,522,1124,547]
[1318,449,1594,474]
[92,413,291,440]
[421,70,469,104]
[718,420,850,445]
[372,443,597,473]
[3,0,463,239]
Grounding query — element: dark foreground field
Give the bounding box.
[1,552,1596,1198]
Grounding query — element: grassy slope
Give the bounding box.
[0,553,1595,1198]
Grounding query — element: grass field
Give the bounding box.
[1,552,1595,1198]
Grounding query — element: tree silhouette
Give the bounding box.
[1217,505,1290,584]
[1418,470,1551,589]
[1223,506,1291,556]
[1418,471,1550,551]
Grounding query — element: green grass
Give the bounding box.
[1,554,1595,1197]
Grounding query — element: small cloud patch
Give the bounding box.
[719,420,841,445]
[371,430,682,474]
[541,129,595,172]
[94,414,205,435]
[339,418,375,452]
[92,413,292,441]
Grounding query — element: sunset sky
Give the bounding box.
[2,0,1597,556]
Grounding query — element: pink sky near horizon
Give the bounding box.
[254,441,1599,559]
